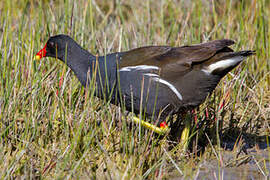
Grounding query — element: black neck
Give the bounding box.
[62,45,95,86]
[60,45,118,100]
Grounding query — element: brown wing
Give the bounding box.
[119,46,172,67]
[119,39,235,78]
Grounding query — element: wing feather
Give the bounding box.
[119,39,235,78]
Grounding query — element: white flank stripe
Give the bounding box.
[120,65,159,72]
[153,77,183,100]
[203,57,244,74]
[119,65,182,101]
[144,73,159,77]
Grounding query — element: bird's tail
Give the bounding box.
[203,50,255,76]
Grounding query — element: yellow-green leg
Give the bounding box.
[180,117,191,151]
[132,116,169,135]
[131,114,191,151]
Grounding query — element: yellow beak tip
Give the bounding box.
[34,55,41,60]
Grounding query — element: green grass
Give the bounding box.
[0,0,269,179]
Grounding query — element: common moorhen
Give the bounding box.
[35,34,254,135]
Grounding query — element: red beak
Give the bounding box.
[35,43,47,60]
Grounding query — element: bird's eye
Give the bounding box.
[48,41,55,48]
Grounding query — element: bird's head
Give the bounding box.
[35,34,73,62]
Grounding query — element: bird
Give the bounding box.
[34,34,254,136]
